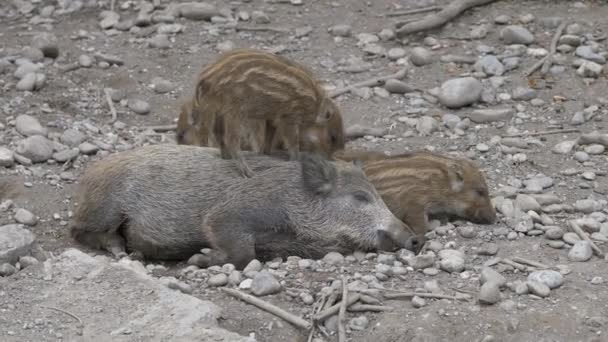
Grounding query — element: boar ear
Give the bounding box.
[447,163,465,192]
[301,153,337,196]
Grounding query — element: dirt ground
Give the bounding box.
[1,0,608,341]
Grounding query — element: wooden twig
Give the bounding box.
[235,26,289,33]
[540,22,567,75]
[328,68,410,98]
[41,305,84,335]
[383,291,461,301]
[396,0,500,37]
[499,258,528,271]
[511,257,550,269]
[103,88,118,124]
[395,17,425,29]
[386,6,442,17]
[110,0,116,11]
[503,128,580,138]
[220,288,311,330]
[568,221,605,257]
[338,276,348,342]
[449,286,478,295]
[307,293,326,342]
[143,124,177,132]
[347,304,394,312]
[313,294,361,322]
[523,56,547,77]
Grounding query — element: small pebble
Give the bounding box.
[128,99,151,114]
[411,296,426,308]
[526,280,550,297]
[568,241,593,262]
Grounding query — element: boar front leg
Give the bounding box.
[262,120,277,155]
[190,220,257,270]
[215,114,254,177]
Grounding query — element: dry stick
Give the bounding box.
[511,257,550,269]
[307,294,326,342]
[396,0,500,37]
[386,6,442,17]
[568,221,605,257]
[577,131,608,147]
[503,128,580,138]
[338,276,348,342]
[103,88,118,124]
[540,21,567,75]
[145,124,178,132]
[395,17,425,29]
[236,26,290,33]
[523,56,547,77]
[500,258,528,272]
[314,294,361,322]
[347,304,394,312]
[41,305,84,335]
[384,292,461,301]
[328,68,410,98]
[220,288,311,330]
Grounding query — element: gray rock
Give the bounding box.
[475,55,505,76]
[14,115,47,138]
[61,129,87,147]
[149,34,171,49]
[569,241,593,262]
[16,135,54,163]
[387,48,406,61]
[179,2,217,21]
[527,270,563,289]
[545,227,564,240]
[251,270,281,296]
[16,73,37,91]
[14,62,42,79]
[494,15,511,24]
[516,194,541,212]
[323,252,344,265]
[18,255,39,268]
[53,148,80,162]
[480,267,506,287]
[411,296,426,308]
[377,254,396,265]
[404,253,435,270]
[439,249,465,273]
[79,142,99,155]
[128,99,151,114]
[512,86,537,101]
[552,140,576,154]
[467,107,514,123]
[251,11,270,24]
[349,316,369,331]
[416,116,439,136]
[207,273,228,287]
[563,232,581,245]
[0,263,17,277]
[152,77,176,94]
[575,46,606,64]
[14,209,37,226]
[574,150,589,161]
[577,61,602,78]
[31,32,59,58]
[410,47,432,66]
[526,280,550,297]
[559,35,581,46]
[0,147,14,167]
[585,144,605,155]
[9,249,256,340]
[458,225,476,238]
[478,282,501,304]
[228,270,242,286]
[243,259,262,273]
[384,79,415,94]
[478,243,499,256]
[574,199,599,214]
[0,224,35,265]
[438,77,483,109]
[79,54,93,67]
[100,10,120,29]
[330,24,352,37]
[501,25,534,44]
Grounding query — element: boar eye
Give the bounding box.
[352,191,372,204]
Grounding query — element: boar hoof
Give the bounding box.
[187,250,224,268]
[128,250,145,261]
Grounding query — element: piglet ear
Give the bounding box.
[315,98,334,124]
[301,153,337,196]
[447,163,465,192]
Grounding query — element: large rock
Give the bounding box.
[0,249,256,341]
[0,224,35,265]
[438,77,482,109]
[15,135,54,163]
[15,114,47,137]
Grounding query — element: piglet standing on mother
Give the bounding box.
[69,145,424,270]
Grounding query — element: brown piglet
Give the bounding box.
[186,48,343,177]
[334,149,497,234]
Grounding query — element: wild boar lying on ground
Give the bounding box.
[69,145,425,269]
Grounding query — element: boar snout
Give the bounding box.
[377,218,424,254]
[469,203,497,224]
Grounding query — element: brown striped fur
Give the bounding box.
[334,149,497,234]
[181,48,343,177]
